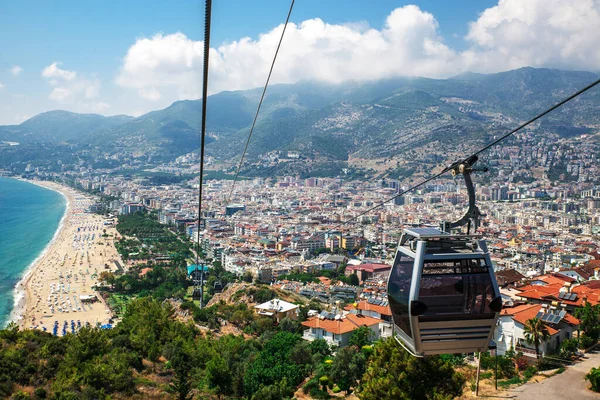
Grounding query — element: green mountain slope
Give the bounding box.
[1,67,599,170]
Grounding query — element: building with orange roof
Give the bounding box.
[344,298,393,339]
[493,303,580,358]
[302,312,382,348]
[514,273,600,312]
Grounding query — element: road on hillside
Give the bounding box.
[508,350,600,399]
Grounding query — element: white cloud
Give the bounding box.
[116,1,600,106]
[10,65,23,76]
[0,82,4,92]
[463,0,600,72]
[116,6,459,100]
[42,62,76,81]
[41,62,100,103]
[139,87,161,101]
[49,87,71,101]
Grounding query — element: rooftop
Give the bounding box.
[301,312,382,335]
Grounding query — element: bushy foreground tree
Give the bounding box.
[359,338,465,400]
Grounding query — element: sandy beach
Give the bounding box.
[15,181,122,335]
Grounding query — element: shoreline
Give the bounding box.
[8,179,70,326]
[11,179,122,333]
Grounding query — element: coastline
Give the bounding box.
[8,180,69,324]
[8,180,69,326]
[11,180,122,333]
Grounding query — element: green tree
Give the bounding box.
[168,340,195,400]
[116,297,173,361]
[250,378,294,400]
[575,303,600,341]
[290,340,313,369]
[359,338,465,400]
[349,273,360,286]
[560,338,579,359]
[349,326,374,348]
[244,332,307,396]
[206,355,232,400]
[330,346,366,394]
[297,305,309,322]
[242,271,253,283]
[309,339,331,358]
[80,350,135,394]
[280,317,301,334]
[523,317,550,362]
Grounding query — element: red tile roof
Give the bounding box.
[301,313,382,335]
[344,300,392,317]
[500,304,580,335]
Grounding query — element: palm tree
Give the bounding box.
[524,317,551,362]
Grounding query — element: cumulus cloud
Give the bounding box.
[139,87,161,101]
[464,0,600,72]
[116,6,458,100]
[49,87,70,101]
[115,1,600,104]
[42,62,76,81]
[42,62,100,103]
[10,65,23,76]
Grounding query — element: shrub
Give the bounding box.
[481,353,516,379]
[469,380,477,392]
[440,353,466,366]
[332,385,341,393]
[580,334,597,350]
[11,391,30,400]
[309,387,330,399]
[480,352,494,369]
[586,367,600,392]
[514,354,530,371]
[303,378,319,394]
[538,359,559,371]
[498,376,522,388]
[480,371,493,379]
[497,355,517,378]
[319,376,329,391]
[560,338,579,354]
[34,388,47,399]
[523,366,537,380]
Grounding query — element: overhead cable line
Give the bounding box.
[320,77,600,237]
[226,0,296,205]
[195,0,212,307]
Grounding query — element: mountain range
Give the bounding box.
[1,67,599,176]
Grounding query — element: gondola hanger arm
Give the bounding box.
[440,155,487,234]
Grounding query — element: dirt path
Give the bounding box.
[507,350,600,399]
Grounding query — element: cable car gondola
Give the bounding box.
[387,156,502,356]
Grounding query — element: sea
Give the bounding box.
[0,177,67,327]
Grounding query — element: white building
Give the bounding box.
[254,299,299,323]
[301,312,382,348]
[493,303,580,357]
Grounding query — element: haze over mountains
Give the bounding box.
[1,67,600,176]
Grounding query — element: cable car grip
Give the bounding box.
[440,155,488,234]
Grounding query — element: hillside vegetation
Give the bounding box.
[2,67,599,174]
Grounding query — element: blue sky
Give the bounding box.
[0,0,598,124]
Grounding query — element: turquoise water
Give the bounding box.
[0,178,66,327]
